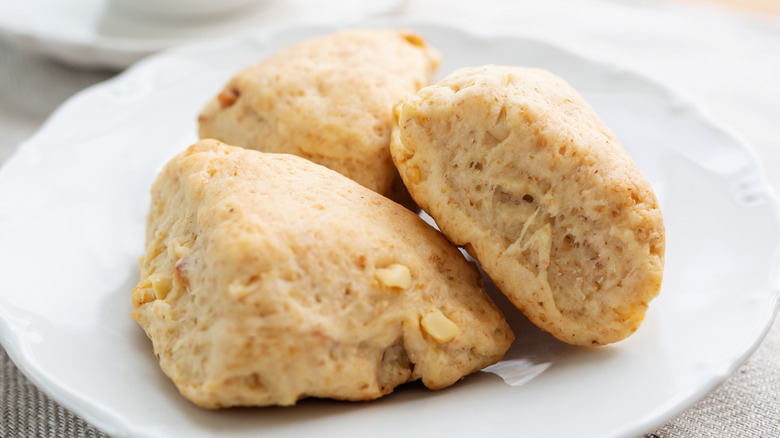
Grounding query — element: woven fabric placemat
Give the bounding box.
[1,349,108,438]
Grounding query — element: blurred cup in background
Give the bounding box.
[112,0,263,19]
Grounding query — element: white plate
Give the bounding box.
[1,22,779,438]
[0,0,400,69]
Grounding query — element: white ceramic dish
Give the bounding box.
[0,0,401,69]
[1,23,779,438]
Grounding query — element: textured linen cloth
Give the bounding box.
[1,0,780,436]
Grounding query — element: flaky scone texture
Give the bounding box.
[198,29,440,198]
[390,66,665,346]
[131,139,513,408]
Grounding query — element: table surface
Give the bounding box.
[2,0,780,436]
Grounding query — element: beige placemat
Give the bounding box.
[1,349,108,438]
[676,0,780,16]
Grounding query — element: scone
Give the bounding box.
[390,65,665,346]
[198,29,440,200]
[131,139,513,408]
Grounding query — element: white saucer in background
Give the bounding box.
[0,0,403,69]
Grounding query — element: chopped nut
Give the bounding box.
[375,264,412,289]
[402,33,425,47]
[131,283,155,307]
[421,310,459,343]
[406,166,422,183]
[487,107,508,142]
[151,274,172,300]
[217,88,240,108]
[136,278,152,289]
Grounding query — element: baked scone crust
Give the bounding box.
[131,139,513,408]
[198,29,440,198]
[390,65,665,346]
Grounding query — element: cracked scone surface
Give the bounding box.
[198,29,440,198]
[131,139,513,408]
[390,66,665,346]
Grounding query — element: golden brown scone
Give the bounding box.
[131,139,513,408]
[390,65,665,346]
[198,29,440,200]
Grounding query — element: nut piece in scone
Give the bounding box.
[131,139,513,408]
[390,65,665,346]
[198,29,440,202]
